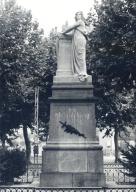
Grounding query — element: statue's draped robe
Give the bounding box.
[72,20,87,75]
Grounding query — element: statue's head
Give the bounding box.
[75,11,84,21]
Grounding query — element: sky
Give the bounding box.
[16,0,95,36]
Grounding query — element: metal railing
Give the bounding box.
[5,162,136,185]
[14,164,41,184]
[104,163,135,184]
[0,187,136,192]
[22,163,135,184]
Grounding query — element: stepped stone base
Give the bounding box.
[40,172,105,187]
[40,144,105,187]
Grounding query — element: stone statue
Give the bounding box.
[40,13,105,189]
[62,11,88,82]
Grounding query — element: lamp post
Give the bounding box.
[35,87,39,137]
[34,87,39,164]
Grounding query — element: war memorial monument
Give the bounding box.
[40,11,105,187]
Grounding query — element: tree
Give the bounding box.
[87,0,136,162]
[0,0,56,161]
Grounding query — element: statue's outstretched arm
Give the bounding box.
[62,23,80,34]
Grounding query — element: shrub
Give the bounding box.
[119,143,136,182]
[0,148,27,184]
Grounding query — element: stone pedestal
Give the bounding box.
[40,36,105,187]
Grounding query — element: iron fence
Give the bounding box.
[0,187,136,192]
[14,164,41,184]
[22,163,135,184]
[104,163,135,184]
[9,162,136,185]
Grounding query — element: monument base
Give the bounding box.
[40,143,105,187]
[40,172,105,187]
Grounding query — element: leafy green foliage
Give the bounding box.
[86,0,136,161]
[119,143,136,181]
[87,0,136,125]
[0,0,57,161]
[88,0,136,89]
[0,148,27,183]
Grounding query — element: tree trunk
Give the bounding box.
[23,125,31,162]
[1,136,6,149]
[114,128,119,163]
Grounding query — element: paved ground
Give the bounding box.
[8,180,136,188]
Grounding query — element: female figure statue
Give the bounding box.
[62,11,88,81]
